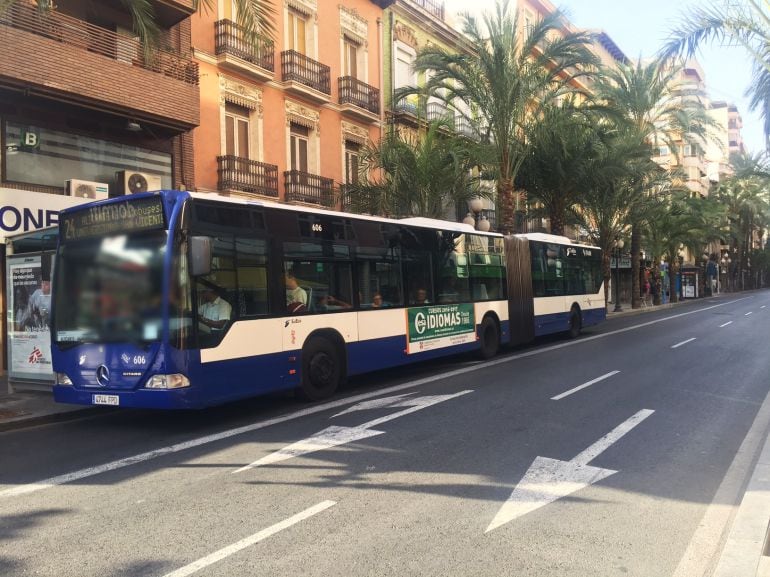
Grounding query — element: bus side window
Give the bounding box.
[235,237,269,316]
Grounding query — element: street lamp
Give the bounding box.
[614,238,624,312]
[463,198,492,232]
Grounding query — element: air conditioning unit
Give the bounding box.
[114,170,163,196]
[65,179,109,200]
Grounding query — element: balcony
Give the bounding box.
[0,3,199,130]
[455,117,481,140]
[281,50,331,103]
[413,0,445,20]
[284,170,334,206]
[427,101,455,124]
[215,20,274,82]
[151,0,195,27]
[217,156,279,197]
[338,77,380,123]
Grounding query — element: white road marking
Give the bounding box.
[0,297,751,500]
[745,312,753,316]
[486,409,654,532]
[551,371,620,401]
[331,393,416,417]
[761,305,766,309]
[161,500,336,577]
[720,321,733,328]
[234,391,472,472]
[671,338,696,349]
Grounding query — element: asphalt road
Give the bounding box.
[2,292,770,577]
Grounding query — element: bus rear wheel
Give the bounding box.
[478,317,500,360]
[569,308,582,338]
[299,338,341,401]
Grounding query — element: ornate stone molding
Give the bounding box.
[341,120,369,145]
[285,99,320,132]
[219,75,263,115]
[286,0,316,16]
[340,5,368,46]
[394,22,418,50]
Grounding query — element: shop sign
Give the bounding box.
[610,256,631,269]
[406,303,475,354]
[0,188,85,243]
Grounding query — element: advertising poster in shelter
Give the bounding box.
[8,253,54,381]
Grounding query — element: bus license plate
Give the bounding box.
[92,394,119,406]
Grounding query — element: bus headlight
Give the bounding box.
[55,372,73,386]
[145,374,190,389]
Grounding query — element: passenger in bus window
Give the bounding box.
[413,288,430,305]
[198,287,232,333]
[285,272,308,313]
[371,292,385,308]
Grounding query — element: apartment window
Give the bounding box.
[395,45,416,89]
[290,124,309,173]
[658,145,669,157]
[287,9,307,54]
[683,144,693,157]
[225,103,250,158]
[345,141,360,185]
[344,38,359,79]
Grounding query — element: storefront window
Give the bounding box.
[3,122,172,189]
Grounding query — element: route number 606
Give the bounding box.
[133,355,146,365]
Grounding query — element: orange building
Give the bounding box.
[190,0,389,207]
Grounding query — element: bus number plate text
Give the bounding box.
[92,394,119,406]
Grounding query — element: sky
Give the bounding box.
[444,0,765,154]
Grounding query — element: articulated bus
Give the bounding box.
[50,191,605,409]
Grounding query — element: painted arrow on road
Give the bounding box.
[486,409,654,533]
[234,390,473,473]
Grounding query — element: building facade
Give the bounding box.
[190,0,387,207]
[0,0,199,382]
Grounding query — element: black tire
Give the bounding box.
[299,338,342,401]
[568,308,582,338]
[478,316,500,360]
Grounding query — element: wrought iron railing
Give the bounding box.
[339,76,380,114]
[455,116,479,140]
[217,156,278,197]
[427,101,455,123]
[215,19,274,72]
[0,2,198,85]
[284,170,334,205]
[413,0,445,20]
[281,50,331,95]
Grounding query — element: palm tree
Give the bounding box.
[517,101,603,236]
[0,0,276,61]
[593,57,716,308]
[645,191,724,303]
[714,152,770,289]
[573,127,663,305]
[344,121,486,219]
[399,0,597,233]
[660,0,770,145]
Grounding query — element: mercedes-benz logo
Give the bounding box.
[95,365,110,387]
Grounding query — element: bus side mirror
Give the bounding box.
[189,236,211,277]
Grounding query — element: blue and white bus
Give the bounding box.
[50,191,605,409]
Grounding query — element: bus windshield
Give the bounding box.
[53,230,167,345]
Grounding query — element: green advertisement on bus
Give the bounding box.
[406,304,476,354]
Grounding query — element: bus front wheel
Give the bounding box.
[478,317,500,360]
[299,338,341,401]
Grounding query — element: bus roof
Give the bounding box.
[518,232,600,251]
[186,191,502,237]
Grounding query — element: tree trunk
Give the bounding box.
[497,178,516,235]
[652,261,662,306]
[631,224,641,309]
[549,199,566,237]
